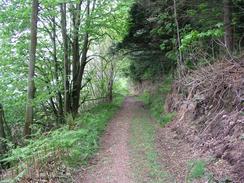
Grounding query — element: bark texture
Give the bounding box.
[61,3,71,115]
[224,0,233,53]
[24,0,39,137]
[173,0,183,65]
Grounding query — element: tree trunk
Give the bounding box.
[60,3,71,115]
[224,0,233,53]
[173,0,183,66]
[72,32,89,115]
[0,104,6,155]
[24,0,39,137]
[107,60,114,103]
[51,16,64,123]
[71,1,90,116]
[70,3,82,116]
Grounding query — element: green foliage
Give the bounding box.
[122,0,244,80]
[159,77,173,94]
[114,78,129,96]
[188,160,206,180]
[138,76,175,125]
[160,112,176,127]
[180,28,224,51]
[0,0,133,146]
[121,0,177,81]
[1,96,124,181]
[149,77,172,117]
[126,54,170,82]
[138,91,151,105]
[88,0,134,42]
[0,1,30,125]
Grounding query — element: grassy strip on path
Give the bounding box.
[129,110,172,183]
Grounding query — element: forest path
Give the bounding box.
[78,96,194,183]
[80,97,136,183]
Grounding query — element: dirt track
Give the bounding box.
[78,97,202,183]
[80,97,135,183]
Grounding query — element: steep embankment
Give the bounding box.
[164,60,244,182]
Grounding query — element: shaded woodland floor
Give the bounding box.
[75,97,209,183]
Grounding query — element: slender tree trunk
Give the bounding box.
[108,60,114,103]
[51,16,64,123]
[224,0,233,53]
[24,0,39,137]
[0,104,6,155]
[71,3,82,115]
[49,96,58,116]
[173,0,183,66]
[61,3,71,115]
[72,32,89,115]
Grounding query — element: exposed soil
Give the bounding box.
[156,124,194,182]
[165,60,244,182]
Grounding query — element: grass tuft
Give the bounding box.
[160,112,176,126]
[188,160,206,180]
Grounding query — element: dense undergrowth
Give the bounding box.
[138,77,176,126]
[0,96,124,182]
